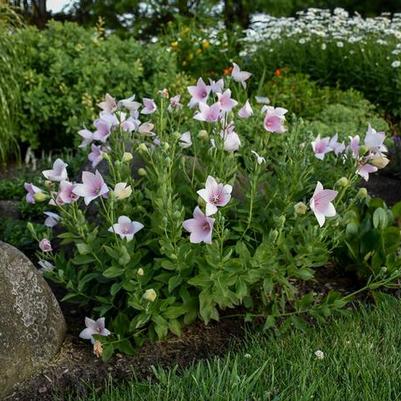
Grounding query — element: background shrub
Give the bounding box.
[14,21,179,152]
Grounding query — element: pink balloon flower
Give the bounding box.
[310,181,338,227]
[108,216,144,241]
[42,158,68,182]
[187,78,211,108]
[73,170,109,205]
[263,106,288,133]
[183,206,215,244]
[79,317,111,344]
[197,175,232,216]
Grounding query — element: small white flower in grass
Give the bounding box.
[392,60,401,68]
[79,317,111,344]
[314,350,324,360]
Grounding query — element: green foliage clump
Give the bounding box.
[263,73,389,137]
[26,74,401,358]
[14,21,179,151]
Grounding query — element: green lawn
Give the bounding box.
[78,296,401,401]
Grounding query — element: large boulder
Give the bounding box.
[0,241,66,399]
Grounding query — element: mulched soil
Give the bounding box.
[6,305,244,401]
[362,173,401,206]
[3,170,401,401]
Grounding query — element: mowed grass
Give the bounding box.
[79,297,401,401]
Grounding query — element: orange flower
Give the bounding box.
[274,68,282,77]
[223,66,233,76]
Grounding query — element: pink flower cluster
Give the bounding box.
[187,63,287,153]
[311,125,388,181]
[183,176,232,244]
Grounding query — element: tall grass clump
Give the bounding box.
[0,4,23,163]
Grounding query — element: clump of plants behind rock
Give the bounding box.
[26,64,401,360]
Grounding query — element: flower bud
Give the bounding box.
[137,268,144,276]
[294,201,307,215]
[138,168,147,177]
[359,145,368,155]
[198,130,208,141]
[34,192,48,202]
[143,288,157,302]
[113,182,132,200]
[336,177,349,187]
[39,238,52,253]
[138,143,149,153]
[44,180,54,190]
[122,152,133,162]
[357,187,368,199]
[370,155,390,169]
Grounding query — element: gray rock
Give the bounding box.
[0,200,19,220]
[0,241,66,399]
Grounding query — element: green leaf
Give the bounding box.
[152,315,169,339]
[116,339,136,355]
[168,319,182,336]
[76,242,91,255]
[118,245,131,266]
[103,265,124,278]
[294,268,314,280]
[373,208,388,229]
[110,282,123,296]
[168,275,183,292]
[71,254,96,265]
[163,305,187,319]
[77,272,100,291]
[263,315,275,330]
[199,290,219,323]
[102,343,114,362]
[112,312,130,336]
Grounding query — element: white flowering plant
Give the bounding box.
[245,8,401,116]
[26,63,401,359]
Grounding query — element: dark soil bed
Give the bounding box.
[6,311,244,401]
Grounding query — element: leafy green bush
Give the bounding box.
[26,66,401,358]
[337,197,401,280]
[15,21,179,151]
[262,73,389,137]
